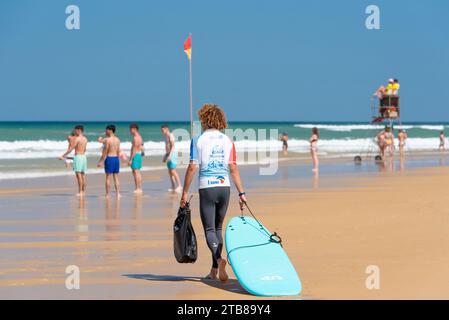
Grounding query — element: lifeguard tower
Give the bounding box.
[372,95,400,124]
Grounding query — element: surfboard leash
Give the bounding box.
[241,202,283,246]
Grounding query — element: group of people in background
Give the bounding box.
[376,127,446,159]
[280,128,320,173]
[280,124,446,170]
[59,123,181,197]
[61,120,323,198]
[60,120,446,197]
[376,127,398,158]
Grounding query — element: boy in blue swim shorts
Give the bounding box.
[104,156,120,174]
[98,124,121,197]
[166,151,177,169]
[161,124,182,192]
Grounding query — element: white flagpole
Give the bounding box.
[188,33,193,137]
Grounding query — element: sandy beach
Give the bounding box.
[2,0,449,305]
[1,155,448,300]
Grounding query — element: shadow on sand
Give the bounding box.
[123,273,250,296]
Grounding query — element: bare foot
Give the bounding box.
[204,268,218,280]
[175,186,182,193]
[133,189,143,194]
[217,259,229,283]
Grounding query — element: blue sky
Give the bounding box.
[0,0,448,122]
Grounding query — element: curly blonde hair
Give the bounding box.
[198,104,228,130]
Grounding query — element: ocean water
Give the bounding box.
[0,121,447,180]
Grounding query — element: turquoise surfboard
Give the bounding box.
[225,215,302,296]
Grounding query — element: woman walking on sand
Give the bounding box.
[180,104,247,282]
[398,129,408,157]
[310,127,319,173]
[384,127,395,157]
[439,131,446,151]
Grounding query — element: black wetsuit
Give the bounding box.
[199,187,231,268]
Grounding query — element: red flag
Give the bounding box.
[184,34,191,60]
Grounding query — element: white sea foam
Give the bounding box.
[289,138,442,153]
[0,140,169,159]
[0,137,446,180]
[293,124,437,132]
[232,137,443,154]
[0,137,444,160]
[294,124,380,132]
[417,125,445,131]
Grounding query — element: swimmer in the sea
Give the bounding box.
[279,132,289,155]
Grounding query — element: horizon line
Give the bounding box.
[0,120,448,124]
